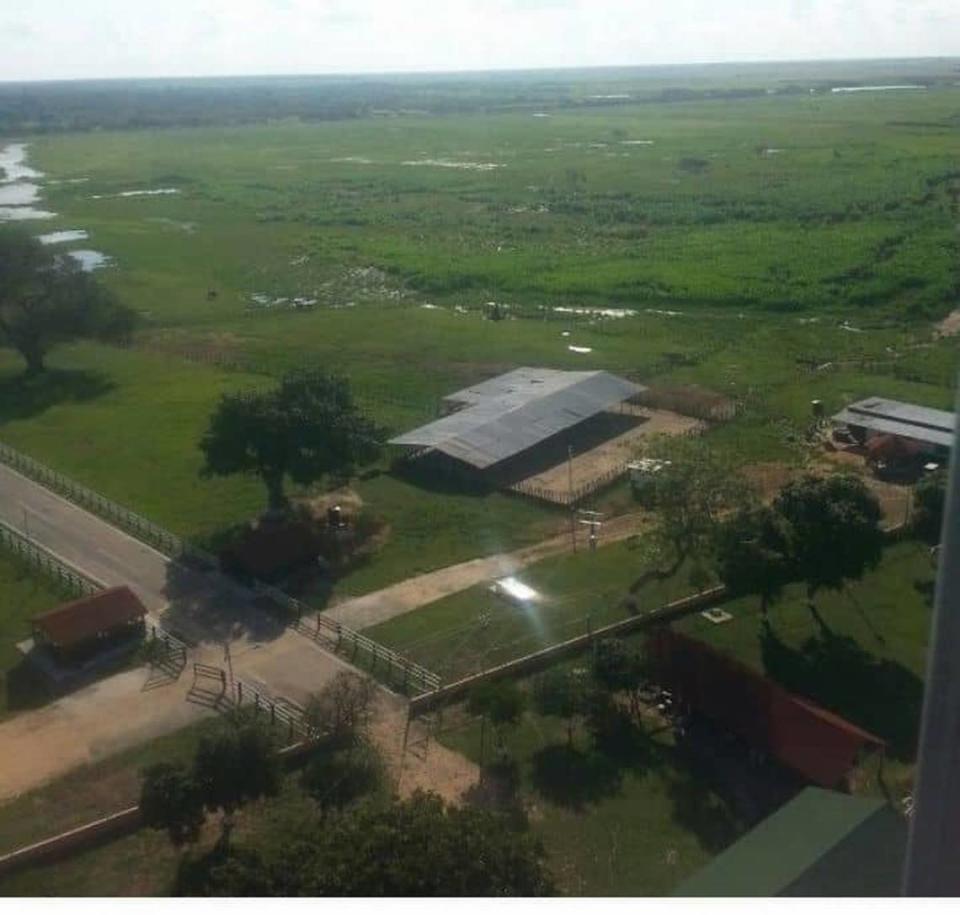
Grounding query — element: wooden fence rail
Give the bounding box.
[0,518,100,598]
[0,440,437,694]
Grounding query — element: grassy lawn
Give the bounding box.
[0,549,73,718]
[0,718,213,857]
[0,343,561,599]
[672,540,934,765]
[0,718,304,896]
[366,537,707,681]
[439,685,744,895]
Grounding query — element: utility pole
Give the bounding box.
[578,509,604,552]
[902,384,960,896]
[568,445,576,553]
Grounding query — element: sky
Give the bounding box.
[1,0,958,82]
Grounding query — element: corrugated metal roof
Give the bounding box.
[390,368,644,469]
[833,397,955,449]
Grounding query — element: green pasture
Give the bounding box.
[673,539,935,764]
[26,84,960,325]
[440,696,741,896]
[0,70,955,602]
[0,549,71,717]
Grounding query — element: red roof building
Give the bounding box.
[647,628,885,787]
[32,586,147,662]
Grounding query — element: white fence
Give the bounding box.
[0,441,218,571]
[258,580,441,693]
[0,517,100,597]
[0,440,440,696]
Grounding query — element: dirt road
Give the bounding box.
[326,509,648,629]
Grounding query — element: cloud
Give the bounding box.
[0,0,957,81]
[1,20,39,41]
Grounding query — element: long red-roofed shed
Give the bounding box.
[32,586,147,661]
[647,628,885,788]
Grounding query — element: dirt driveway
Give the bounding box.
[514,406,702,496]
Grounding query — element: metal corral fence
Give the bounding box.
[191,660,312,742]
[0,441,218,571]
[0,517,100,598]
[255,580,441,694]
[0,440,440,695]
[509,461,631,507]
[146,623,189,672]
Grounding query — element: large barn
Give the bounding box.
[390,367,644,486]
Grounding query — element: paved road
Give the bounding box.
[0,464,172,611]
[0,463,359,799]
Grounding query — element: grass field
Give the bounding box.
[0,548,71,718]
[673,539,934,764]
[439,680,744,895]
[1,63,957,607]
[365,537,701,681]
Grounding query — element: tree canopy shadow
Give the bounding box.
[159,561,287,647]
[4,657,52,714]
[662,766,746,854]
[760,623,924,761]
[529,743,623,811]
[0,368,114,425]
[589,704,663,775]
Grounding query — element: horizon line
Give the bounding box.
[2,52,958,87]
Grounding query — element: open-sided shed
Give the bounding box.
[32,585,147,664]
[390,367,643,479]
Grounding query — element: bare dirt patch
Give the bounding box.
[370,695,478,804]
[934,307,960,338]
[513,406,702,498]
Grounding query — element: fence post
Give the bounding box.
[254,693,260,714]
[237,681,243,705]
[271,703,276,725]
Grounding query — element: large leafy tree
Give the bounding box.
[0,228,136,375]
[192,712,281,848]
[139,762,205,847]
[591,637,647,717]
[773,474,884,611]
[303,671,377,747]
[713,505,794,616]
[467,681,526,756]
[199,369,385,516]
[532,669,592,746]
[180,791,554,896]
[631,434,751,590]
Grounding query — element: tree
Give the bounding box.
[913,470,947,544]
[199,369,384,517]
[713,505,794,616]
[192,712,281,848]
[466,681,526,756]
[631,435,751,589]
[774,474,884,614]
[303,671,377,746]
[139,762,205,847]
[532,669,591,746]
[178,791,554,896]
[301,741,385,816]
[0,228,136,375]
[591,638,646,716]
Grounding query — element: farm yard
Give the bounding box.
[0,58,958,897]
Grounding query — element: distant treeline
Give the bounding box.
[0,63,954,134]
